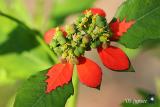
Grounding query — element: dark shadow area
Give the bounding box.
[0,25,39,54]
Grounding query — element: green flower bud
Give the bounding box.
[95,40,101,47]
[82,17,88,23]
[56,31,66,45]
[91,42,97,48]
[91,33,98,39]
[74,48,80,56]
[77,15,85,23]
[60,44,68,51]
[99,35,107,42]
[96,16,106,27]
[71,41,77,47]
[82,35,90,44]
[62,52,68,58]
[73,34,81,42]
[93,26,99,34]
[49,39,57,48]
[68,49,73,56]
[91,40,101,48]
[92,15,97,24]
[54,47,62,56]
[87,25,95,34]
[80,43,86,48]
[78,47,84,54]
[74,47,84,56]
[66,24,76,35]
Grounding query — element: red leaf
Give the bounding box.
[109,18,135,40]
[44,27,67,44]
[77,57,102,88]
[83,8,106,17]
[46,63,73,93]
[98,46,130,71]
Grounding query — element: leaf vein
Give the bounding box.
[137,6,160,22]
[31,93,45,107]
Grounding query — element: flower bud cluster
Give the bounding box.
[49,11,111,64]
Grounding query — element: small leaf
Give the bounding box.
[46,63,73,93]
[14,70,74,107]
[115,0,160,48]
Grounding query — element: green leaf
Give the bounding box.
[121,89,160,107]
[0,26,53,79]
[50,0,96,27]
[0,26,38,54]
[14,70,74,107]
[115,0,160,49]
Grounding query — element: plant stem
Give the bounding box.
[35,36,58,62]
[155,78,160,99]
[66,66,79,107]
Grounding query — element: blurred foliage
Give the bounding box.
[50,0,96,27]
[121,89,160,107]
[0,83,19,107]
[0,16,53,83]
[142,38,160,58]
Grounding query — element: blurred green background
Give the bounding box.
[0,0,160,107]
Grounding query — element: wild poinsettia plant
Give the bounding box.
[5,0,159,107]
[44,8,135,93]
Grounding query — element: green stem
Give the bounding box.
[0,11,28,29]
[35,36,58,62]
[155,78,160,99]
[66,66,79,107]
